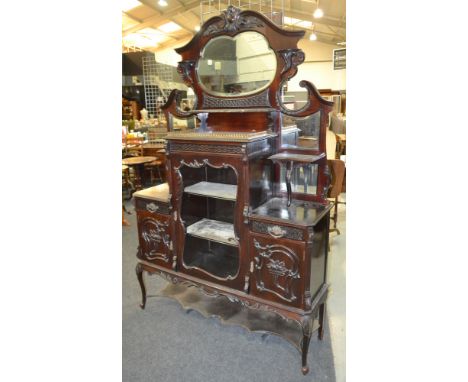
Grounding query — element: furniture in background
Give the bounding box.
[122,156,156,190]
[134,7,334,375]
[122,164,131,226]
[329,113,346,135]
[142,142,166,183]
[335,133,346,159]
[327,159,346,236]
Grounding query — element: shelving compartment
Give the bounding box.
[178,162,240,280]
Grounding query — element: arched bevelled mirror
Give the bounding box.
[196,31,277,97]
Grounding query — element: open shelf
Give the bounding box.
[268,152,325,164]
[183,236,239,279]
[186,218,237,246]
[184,181,237,201]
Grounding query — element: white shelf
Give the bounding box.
[184,181,237,201]
[186,218,237,246]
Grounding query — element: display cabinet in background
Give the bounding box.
[133,6,334,374]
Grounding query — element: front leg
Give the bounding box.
[136,263,146,309]
[300,315,313,375]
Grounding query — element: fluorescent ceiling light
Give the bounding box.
[158,21,182,33]
[158,0,168,6]
[123,34,160,48]
[284,17,312,29]
[313,8,324,18]
[309,33,317,41]
[124,28,167,47]
[122,0,141,12]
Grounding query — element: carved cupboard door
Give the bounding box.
[136,211,173,269]
[248,232,306,309]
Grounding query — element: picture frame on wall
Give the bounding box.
[333,48,346,70]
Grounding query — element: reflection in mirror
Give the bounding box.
[197,31,277,97]
[173,89,197,129]
[281,111,321,150]
[171,115,198,131]
[279,164,318,195]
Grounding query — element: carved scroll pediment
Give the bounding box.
[203,5,264,36]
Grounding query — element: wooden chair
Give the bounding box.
[144,159,164,185]
[123,144,143,158]
[327,159,346,235]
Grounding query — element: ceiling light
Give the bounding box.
[313,8,324,18]
[309,33,317,41]
[158,21,181,33]
[313,0,324,18]
[122,0,142,12]
[195,25,201,32]
[158,0,168,6]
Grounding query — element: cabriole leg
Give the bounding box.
[301,316,313,375]
[136,263,146,309]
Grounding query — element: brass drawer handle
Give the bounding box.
[146,202,159,213]
[267,225,286,238]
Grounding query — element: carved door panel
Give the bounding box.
[249,232,306,309]
[136,211,174,269]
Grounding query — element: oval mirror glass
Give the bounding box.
[196,31,277,97]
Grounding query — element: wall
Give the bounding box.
[287,40,346,91]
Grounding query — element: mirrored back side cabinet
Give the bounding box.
[133,6,335,375]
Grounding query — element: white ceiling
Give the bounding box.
[122,0,346,52]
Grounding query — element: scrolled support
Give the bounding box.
[277,80,334,118]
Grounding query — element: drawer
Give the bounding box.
[248,232,307,309]
[136,211,173,269]
[135,198,171,215]
[251,220,305,241]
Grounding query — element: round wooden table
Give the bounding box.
[122,156,156,190]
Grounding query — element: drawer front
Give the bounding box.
[248,232,306,309]
[251,220,305,241]
[136,211,173,269]
[135,198,171,215]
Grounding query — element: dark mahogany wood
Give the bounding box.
[135,6,334,375]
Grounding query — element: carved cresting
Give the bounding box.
[140,217,170,262]
[253,239,300,302]
[203,5,264,36]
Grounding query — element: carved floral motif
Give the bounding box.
[140,217,170,262]
[203,5,264,36]
[253,239,300,302]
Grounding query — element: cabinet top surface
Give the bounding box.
[166,130,277,142]
[251,197,332,227]
[133,183,170,202]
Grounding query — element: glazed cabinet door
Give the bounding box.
[136,211,174,269]
[248,232,307,309]
[170,153,247,290]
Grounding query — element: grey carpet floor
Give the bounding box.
[123,200,336,382]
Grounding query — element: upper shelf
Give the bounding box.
[184,181,237,201]
[268,152,325,164]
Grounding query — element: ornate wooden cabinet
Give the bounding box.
[134,6,334,375]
